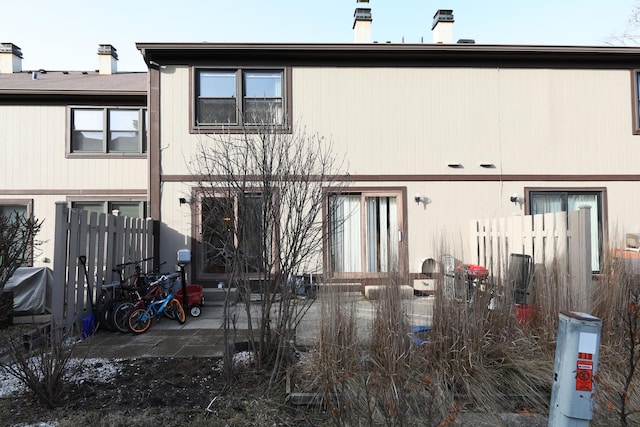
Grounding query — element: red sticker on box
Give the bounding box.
[576,360,593,391]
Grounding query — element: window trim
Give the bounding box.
[190,66,292,134]
[632,70,640,135]
[324,187,407,280]
[67,106,147,157]
[525,187,607,273]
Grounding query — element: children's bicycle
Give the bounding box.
[127,273,186,334]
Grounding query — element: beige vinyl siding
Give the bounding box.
[1,104,147,267]
[156,63,640,276]
[293,67,637,176]
[0,105,147,189]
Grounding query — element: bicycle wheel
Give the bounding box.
[111,300,134,333]
[166,298,186,324]
[128,308,151,334]
[98,299,118,332]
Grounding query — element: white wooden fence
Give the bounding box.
[469,206,592,312]
[51,201,155,331]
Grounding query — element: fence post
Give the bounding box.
[569,206,592,312]
[52,201,68,329]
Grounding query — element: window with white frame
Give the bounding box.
[328,192,401,275]
[529,190,603,272]
[71,201,147,218]
[195,68,285,127]
[70,107,147,154]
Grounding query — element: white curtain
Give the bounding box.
[365,196,398,273]
[331,196,361,272]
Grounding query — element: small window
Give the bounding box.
[70,107,147,154]
[195,68,286,129]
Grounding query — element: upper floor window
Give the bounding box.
[70,107,147,154]
[194,68,288,130]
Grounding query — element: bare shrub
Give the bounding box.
[0,323,82,408]
[428,258,554,415]
[299,280,456,426]
[190,114,347,386]
[592,251,640,426]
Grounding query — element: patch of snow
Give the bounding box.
[232,351,255,371]
[0,358,122,398]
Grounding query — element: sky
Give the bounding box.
[2,0,639,72]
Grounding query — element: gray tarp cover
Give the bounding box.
[4,267,53,314]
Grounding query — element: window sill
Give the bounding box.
[66,153,147,159]
[190,124,292,135]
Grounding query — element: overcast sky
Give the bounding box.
[3,0,638,72]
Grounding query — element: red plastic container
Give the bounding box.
[513,304,535,326]
[456,264,489,278]
[175,284,204,317]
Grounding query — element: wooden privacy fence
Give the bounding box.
[469,206,592,312]
[51,201,155,332]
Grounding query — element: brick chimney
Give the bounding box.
[98,44,118,75]
[0,43,23,74]
[353,0,372,43]
[432,10,454,44]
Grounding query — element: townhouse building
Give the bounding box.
[4,7,640,290]
[137,10,640,287]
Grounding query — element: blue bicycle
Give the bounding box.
[127,273,186,334]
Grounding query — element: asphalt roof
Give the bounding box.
[0,71,146,95]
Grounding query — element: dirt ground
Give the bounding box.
[1,357,328,427]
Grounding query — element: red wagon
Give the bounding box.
[175,284,204,317]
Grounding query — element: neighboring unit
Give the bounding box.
[0,43,148,267]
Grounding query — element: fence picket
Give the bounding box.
[52,204,154,333]
[470,208,591,312]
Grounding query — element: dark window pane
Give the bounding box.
[244,99,283,124]
[202,197,235,274]
[72,202,105,215]
[109,202,142,218]
[72,131,103,151]
[198,99,237,124]
[238,195,263,273]
[109,132,138,152]
[0,205,27,219]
